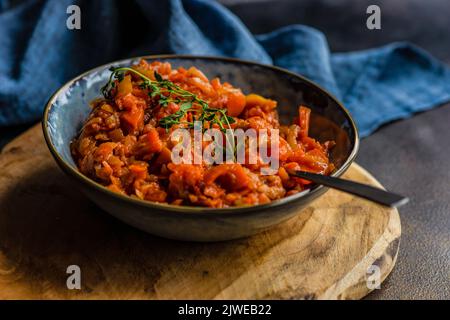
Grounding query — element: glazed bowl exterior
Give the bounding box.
[43,55,359,241]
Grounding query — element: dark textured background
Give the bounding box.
[1,0,449,299]
[220,0,450,300]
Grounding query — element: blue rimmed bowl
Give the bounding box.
[42,55,359,241]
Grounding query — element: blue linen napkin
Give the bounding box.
[1,0,450,137]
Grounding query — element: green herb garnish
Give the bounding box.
[101,66,236,132]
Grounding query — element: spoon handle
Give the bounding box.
[292,170,409,208]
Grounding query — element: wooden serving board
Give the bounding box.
[0,124,400,300]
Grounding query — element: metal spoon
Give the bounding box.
[289,170,409,208]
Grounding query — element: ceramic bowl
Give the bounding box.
[42,55,359,241]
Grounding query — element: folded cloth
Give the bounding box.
[1,0,450,137]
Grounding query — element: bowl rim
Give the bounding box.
[42,54,359,215]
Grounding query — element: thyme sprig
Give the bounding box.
[101,66,236,132]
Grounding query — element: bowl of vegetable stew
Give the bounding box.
[43,55,358,241]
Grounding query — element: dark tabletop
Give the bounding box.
[1,0,449,300]
[222,0,450,300]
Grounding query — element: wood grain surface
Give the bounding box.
[0,125,400,299]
